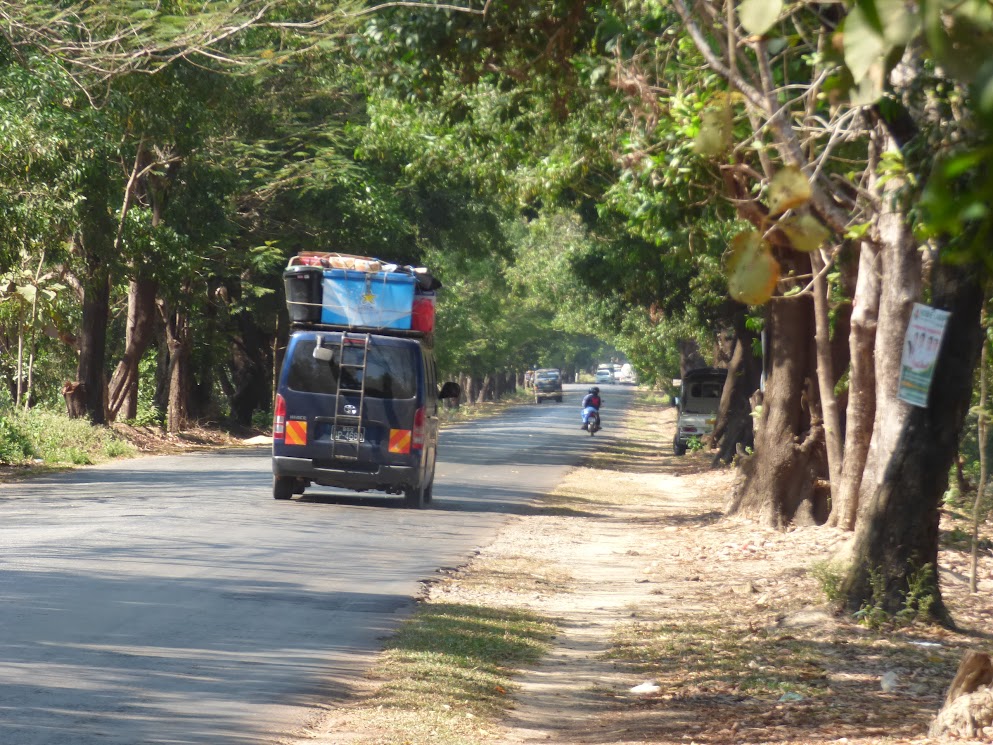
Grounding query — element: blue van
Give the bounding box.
[272,328,460,508]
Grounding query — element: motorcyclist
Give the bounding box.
[581,386,602,430]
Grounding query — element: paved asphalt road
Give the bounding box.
[0,383,633,744]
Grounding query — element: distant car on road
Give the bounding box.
[533,368,563,403]
[595,368,615,385]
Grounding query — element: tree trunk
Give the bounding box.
[841,259,984,622]
[727,293,828,526]
[62,381,87,419]
[855,127,922,524]
[830,240,882,529]
[711,307,760,464]
[15,309,25,408]
[811,249,844,505]
[75,165,117,425]
[229,310,272,426]
[494,372,506,399]
[714,327,735,367]
[929,651,993,740]
[153,334,170,415]
[678,338,707,376]
[108,276,159,421]
[77,268,111,424]
[163,305,191,433]
[477,374,494,404]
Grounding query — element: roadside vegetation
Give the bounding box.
[0,408,134,468]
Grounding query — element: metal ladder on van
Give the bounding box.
[330,332,371,461]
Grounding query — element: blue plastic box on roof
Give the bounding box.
[320,268,416,330]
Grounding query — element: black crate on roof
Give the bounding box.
[283,266,323,323]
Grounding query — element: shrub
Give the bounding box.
[103,438,135,458]
[810,560,846,603]
[5,408,133,465]
[251,409,272,432]
[0,416,36,463]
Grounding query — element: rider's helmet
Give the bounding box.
[590,386,600,394]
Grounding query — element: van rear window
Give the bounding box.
[683,380,723,413]
[287,340,418,399]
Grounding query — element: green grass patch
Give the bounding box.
[359,602,555,743]
[0,408,136,465]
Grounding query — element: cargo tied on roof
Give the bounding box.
[281,252,440,334]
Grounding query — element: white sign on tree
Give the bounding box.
[898,303,951,408]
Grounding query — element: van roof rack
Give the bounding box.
[289,321,434,344]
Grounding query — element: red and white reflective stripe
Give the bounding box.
[412,407,426,450]
[273,394,286,440]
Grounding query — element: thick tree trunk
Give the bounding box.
[228,310,272,426]
[77,269,111,424]
[727,293,828,526]
[75,166,117,425]
[711,307,760,464]
[842,259,984,622]
[164,306,191,433]
[714,327,735,368]
[477,374,494,404]
[856,129,922,523]
[108,276,159,421]
[494,372,507,399]
[830,240,882,529]
[62,381,87,418]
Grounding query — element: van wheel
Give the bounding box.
[555,396,563,403]
[673,438,687,456]
[404,483,428,509]
[273,476,294,500]
[535,397,541,404]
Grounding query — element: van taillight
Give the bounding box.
[412,407,426,450]
[273,394,286,440]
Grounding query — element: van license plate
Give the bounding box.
[332,426,365,443]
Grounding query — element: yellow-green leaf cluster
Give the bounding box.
[727,231,780,305]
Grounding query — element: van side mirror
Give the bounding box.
[439,382,461,400]
[673,396,679,407]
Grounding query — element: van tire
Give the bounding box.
[404,481,429,509]
[423,454,437,504]
[555,396,563,403]
[673,438,687,456]
[273,476,294,500]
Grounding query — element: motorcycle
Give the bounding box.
[586,409,601,436]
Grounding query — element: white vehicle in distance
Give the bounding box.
[595,367,615,384]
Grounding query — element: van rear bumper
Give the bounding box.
[273,455,418,493]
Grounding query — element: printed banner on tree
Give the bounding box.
[898,303,951,408]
